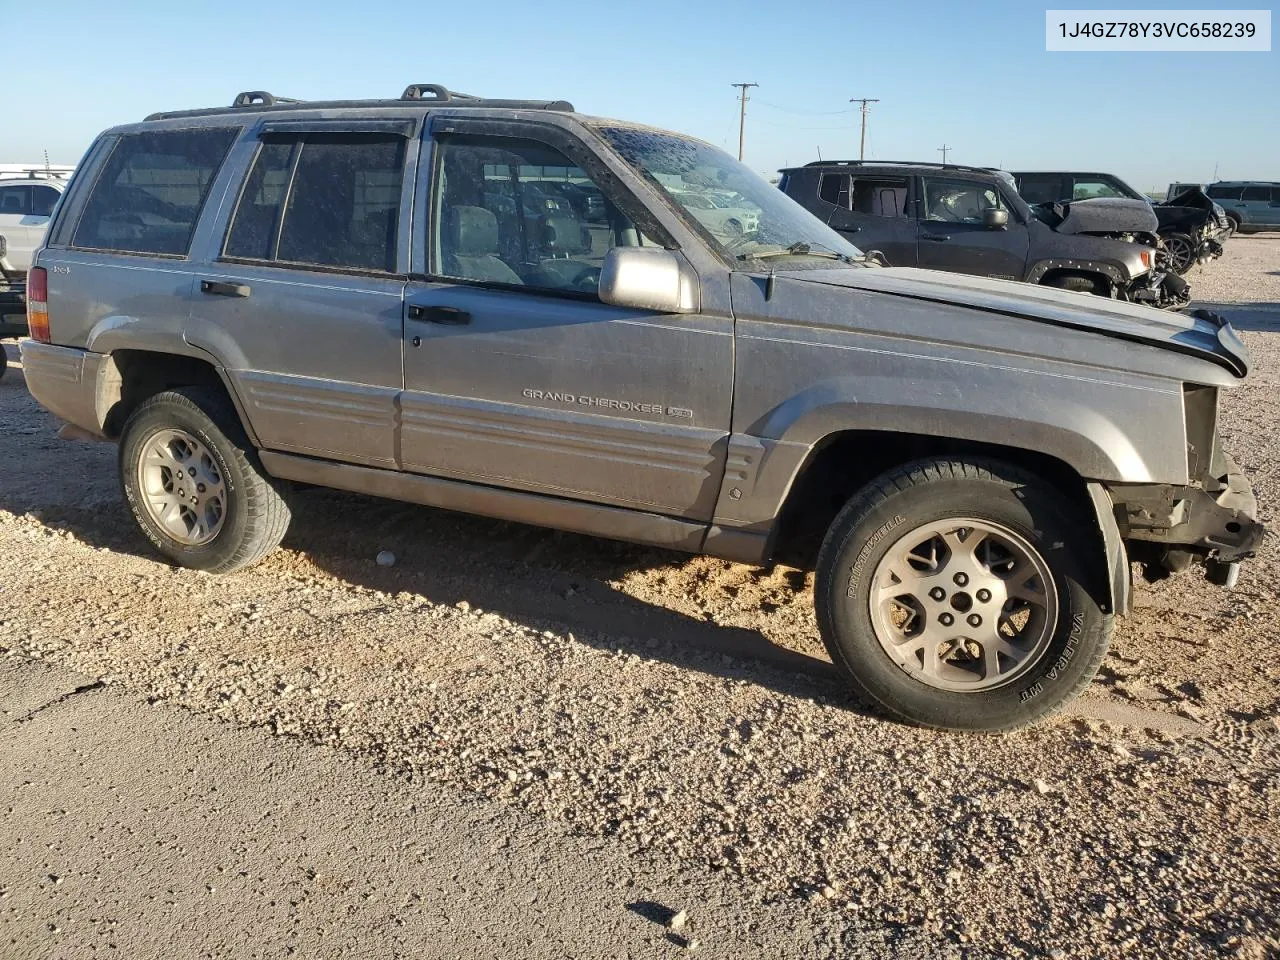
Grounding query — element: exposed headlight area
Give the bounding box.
[1182,383,1222,483]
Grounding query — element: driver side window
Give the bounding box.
[431,135,649,295]
[921,177,1005,224]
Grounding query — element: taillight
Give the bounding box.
[27,266,49,342]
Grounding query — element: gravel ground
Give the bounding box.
[2,239,1279,958]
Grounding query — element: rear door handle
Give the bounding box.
[407,304,471,325]
[921,235,951,242]
[200,279,251,298]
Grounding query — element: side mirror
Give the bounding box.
[599,247,698,314]
[984,208,1010,230]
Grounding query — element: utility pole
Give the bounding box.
[849,98,879,161]
[731,83,758,161]
[938,144,952,165]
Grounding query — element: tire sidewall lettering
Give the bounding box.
[846,514,907,599]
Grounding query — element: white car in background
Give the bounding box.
[0,166,73,275]
[0,166,72,373]
[671,189,761,240]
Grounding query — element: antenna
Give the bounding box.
[816,145,823,161]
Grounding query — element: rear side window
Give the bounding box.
[1241,185,1271,201]
[31,185,60,216]
[224,136,405,273]
[1207,185,1242,200]
[0,184,30,214]
[850,176,908,217]
[72,128,237,256]
[818,172,849,207]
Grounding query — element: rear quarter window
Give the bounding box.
[71,127,238,256]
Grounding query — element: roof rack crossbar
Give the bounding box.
[803,159,998,175]
[232,91,304,108]
[400,84,481,102]
[145,85,575,122]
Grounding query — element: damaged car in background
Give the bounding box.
[781,161,1190,308]
[1013,171,1231,274]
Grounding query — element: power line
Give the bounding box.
[850,98,879,161]
[754,100,856,115]
[938,143,953,164]
[731,83,758,162]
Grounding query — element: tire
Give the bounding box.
[1224,215,1240,239]
[119,386,291,573]
[0,343,7,380]
[814,457,1112,732]
[1045,274,1104,296]
[1160,232,1195,274]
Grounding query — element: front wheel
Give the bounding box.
[814,458,1111,731]
[119,387,291,573]
[1161,232,1195,274]
[1045,273,1105,297]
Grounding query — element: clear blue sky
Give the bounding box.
[7,0,1276,191]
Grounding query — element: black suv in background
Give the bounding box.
[1013,171,1230,273]
[780,161,1188,308]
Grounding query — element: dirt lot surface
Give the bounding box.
[2,239,1278,958]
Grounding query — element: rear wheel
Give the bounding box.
[814,458,1111,731]
[119,386,291,573]
[1045,273,1105,296]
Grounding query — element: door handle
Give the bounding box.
[200,279,251,298]
[407,304,471,325]
[921,235,951,242]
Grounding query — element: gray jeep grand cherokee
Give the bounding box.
[19,85,1262,731]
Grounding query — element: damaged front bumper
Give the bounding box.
[1106,455,1264,587]
[1126,267,1191,310]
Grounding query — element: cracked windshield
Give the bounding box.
[599,126,863,265]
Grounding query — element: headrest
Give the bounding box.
[449,205,500,256]
[542,216,590,255]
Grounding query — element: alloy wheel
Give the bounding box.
[869,518,1058,692]
[136,428,227,545]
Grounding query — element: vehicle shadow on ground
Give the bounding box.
[279,484,851,700]
[0,363,854,711]
[1191,301,1280,331]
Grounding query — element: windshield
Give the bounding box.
[597,126,863,266]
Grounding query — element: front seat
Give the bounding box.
[532,215,595,288]
[445,205,522,284]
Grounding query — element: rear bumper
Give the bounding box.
[17,340,110,437]
[1106,455,1264,582]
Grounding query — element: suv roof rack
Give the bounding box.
[145,85,575,122]
[802,160,1001,175]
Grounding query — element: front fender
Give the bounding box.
[757,373,1166,482]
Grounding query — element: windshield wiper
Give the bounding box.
[737,241,854,263]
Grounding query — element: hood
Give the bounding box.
[781,266,1249,377]
[1047,197,1160,235]
[1154,186,1220,229]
